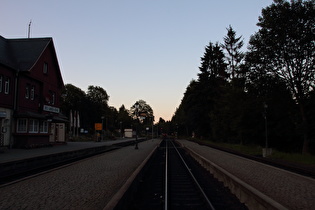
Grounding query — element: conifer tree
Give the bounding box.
[221,25,244,80]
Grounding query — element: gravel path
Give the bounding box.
[0,140,160,210]
[179,140,315,210]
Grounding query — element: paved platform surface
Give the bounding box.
[0,139,161,210]
[178,139,315,210]
[0,139,136,163]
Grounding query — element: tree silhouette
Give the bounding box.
[248,0,315,153]
[221,25,244,80]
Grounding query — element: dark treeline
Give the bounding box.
[61,84,154,139]
[171,0,315,154]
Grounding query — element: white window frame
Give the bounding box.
[17,118,27,133]
[40,121,48,133]
[0,75,2,92]
[29,119,39,133]
[43,62,48,74]
[4,78,9,94]
[52,92,55,105]
[25,85,30,99]
[31,86,35,100]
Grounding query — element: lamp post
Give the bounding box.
[152,118,154,140]
[101,116,105,141]
[134,102,139,149]
[120,121,122,138]
[264,102,268,149]
[263,102,272,157]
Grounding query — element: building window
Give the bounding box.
[17,118,27,133]
[43,62,48,74]
[4,78,9,94]
[29,119,39,133]
[40,121,48,133]
[52,92,55,105]
[25,85,30,99]
[0,75,2,92]
[31,86,35,100]
[49,90,56,105]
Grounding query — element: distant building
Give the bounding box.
[0,35,67,148]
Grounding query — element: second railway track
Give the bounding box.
[115,139,247,210]
[167,139,214,209]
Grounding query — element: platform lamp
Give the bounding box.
[101,116,105,141]
[120,121,122,138]
[263,102,268,149]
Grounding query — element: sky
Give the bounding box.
[1,0,274,121]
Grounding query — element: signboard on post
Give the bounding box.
[95,123,102,131]
[124,129,133,138]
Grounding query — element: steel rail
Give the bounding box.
[164,139,169,210]
[169,140,216,210]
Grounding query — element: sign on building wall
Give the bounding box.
[43,105,60,113]
[0,111,7,118]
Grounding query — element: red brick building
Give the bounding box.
[0,35,67,148]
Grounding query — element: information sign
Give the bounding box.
[95,123,102,131]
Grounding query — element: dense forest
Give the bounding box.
[171,0,315,154]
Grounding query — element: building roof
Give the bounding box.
[0,35,52,71]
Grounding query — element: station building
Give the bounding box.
[0,35,67,148]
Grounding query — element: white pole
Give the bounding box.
[152,121,153,139]
[28,20,32,38]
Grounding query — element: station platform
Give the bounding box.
[177,139,315,210]
[0,138,161,210]
[0,138,137,164]
[0,138,144,182]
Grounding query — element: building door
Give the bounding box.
[55,124,59,141]
[49,123,55,142]
[49,123,65,143]
[57,123,65,142]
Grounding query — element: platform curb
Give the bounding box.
[103,144,159,210]
[177,140,288,210]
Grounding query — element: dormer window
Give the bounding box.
[43,62,48,74]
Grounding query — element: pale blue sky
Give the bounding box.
[1,0,273,121]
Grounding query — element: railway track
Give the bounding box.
[167,139,214,209]
[115,139,247,210]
